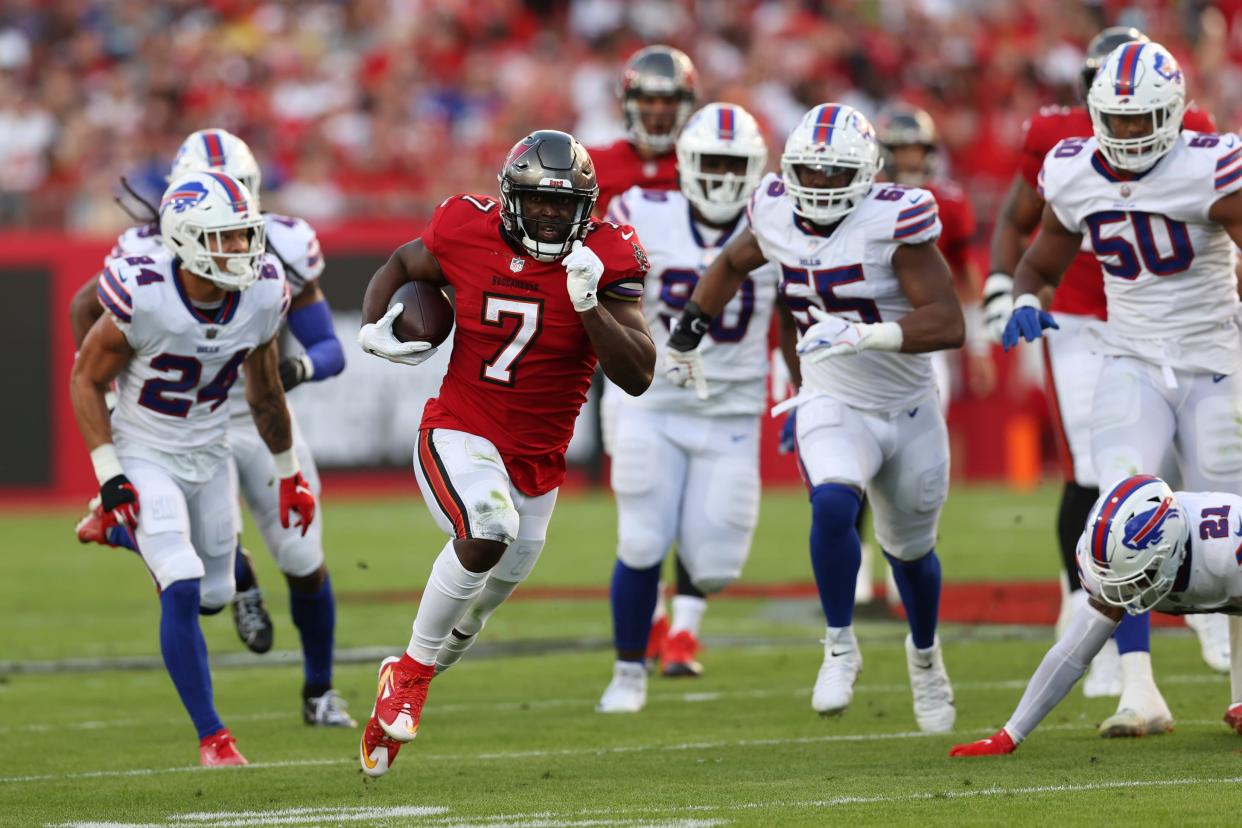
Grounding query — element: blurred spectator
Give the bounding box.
[0,0,1231,236]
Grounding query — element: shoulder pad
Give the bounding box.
[264,213,324,284]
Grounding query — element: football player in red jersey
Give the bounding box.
[590,44,701,672]
[986,27,1227,728]
[589,45,696,215]
[354,130,655,777]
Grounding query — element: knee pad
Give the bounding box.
[140,531,205,591]
[810,483,862,534]
[692,574,735,595]
[274,534,326,579]
[198,576,235,612]
[616,527,667,570]
[491,538,545,584]
[473,500,520,546]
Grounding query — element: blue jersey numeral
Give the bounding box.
[780,264,880,330]
[658,268,755,342]
[1085,211,1194,280]
[138,349,251,417]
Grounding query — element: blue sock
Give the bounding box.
[159,580,224,740]
[1114,610,1150,654]
[884,549,942,650]
[290,573,336,695]
[233,546,256,592]
[610,560,662,660]
[808,483,863,628]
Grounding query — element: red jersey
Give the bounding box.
[588,139,679,215]
[419,194,648,496]
[1019,103,1216,319]
[925,178,975,279]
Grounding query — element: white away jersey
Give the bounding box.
[109,212,323,418]
[97,250,290,481]
[747,173,942,411]
[1077,490,1242,614]
[607,186,779,416]
[1039,132,1242,373]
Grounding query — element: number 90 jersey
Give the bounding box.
[97,250,290,482]
[747,172,942,411]
[607,186,779,416]
[1039,132,1242,373]
[1076,489,1242,614]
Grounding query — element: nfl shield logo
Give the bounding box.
[206,328,218,339]
[509,257,525,273]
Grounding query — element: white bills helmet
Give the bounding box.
[1087,41,1185,172]
[169,128,263,206]
[781,103,881,224]
[676,103,768,224]
[159,171,266,291]
[1084,475,1187,614]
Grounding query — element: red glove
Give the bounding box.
[279,471,316,536]
[949,728,1016,757]
[100,474,140,530]
[1225,703,1242,735]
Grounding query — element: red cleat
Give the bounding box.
[374,654,435,743]
[199,728,248,767]
[646,615,670,671]
[949,728,1017,757]
[662,630,703,678]
[360,714,403,778]
[1224,703,1242,735]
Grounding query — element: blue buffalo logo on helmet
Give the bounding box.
[1152,51,1182,82]
[160,180,210,214]
[1121,498,1176,553]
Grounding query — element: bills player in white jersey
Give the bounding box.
[595,103,777,711]
[1001,41,1242,738]
[69,171,317,765]
[69,129,352,727]
[951,475,1242,756]
[666,104,965,731]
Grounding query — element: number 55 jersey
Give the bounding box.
[1038,132,1242,373]
[746,172,942,411]
[97,250,290,482]
[418,193,648,497]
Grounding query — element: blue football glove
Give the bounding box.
[779,411,797,455]
[1001,295,1059,351]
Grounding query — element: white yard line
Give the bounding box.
[4,720,1228,786]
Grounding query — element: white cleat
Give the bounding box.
[596,661,647,713]
[1099,690,1174,738]
[1082,637,1122,698]
[1185,613,1231,673]
[906,635,955,733]
[812,628,863,716]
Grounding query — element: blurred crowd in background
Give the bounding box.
[3,0,1242,237]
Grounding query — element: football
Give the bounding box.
[389,281,454,347]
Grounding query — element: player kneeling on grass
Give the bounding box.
[355,130,655,777]
[70,171,315,766]
[951,474,1242,757]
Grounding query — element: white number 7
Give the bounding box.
[481,295,543,385]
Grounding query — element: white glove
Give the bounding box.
[564,240,604,312]
[795,306,903,363]
[982,272,1014,345]
[357,303,437,366]
[664,346,709,400]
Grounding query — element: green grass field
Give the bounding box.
[2,485,1238,827]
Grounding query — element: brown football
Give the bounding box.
[389,281,454,347]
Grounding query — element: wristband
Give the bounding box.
[1013,293,1042,311]
[668,301,713,352]
[272,448,300,478]
[90,443,125,485]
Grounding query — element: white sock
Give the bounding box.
[825,625,857,651]
[407,543,488,665]
[669,595,707,637]
[435,577,519,671]
[1117,650,1160,709]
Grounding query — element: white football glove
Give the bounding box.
[982,272,1015,345]
[564,240,604,312]
[357,303,438,366]
[795,306,903,363]
[663,346,709,400]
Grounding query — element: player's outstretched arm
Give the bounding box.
[687,228,767,317]
[984,176,1045,342]
[949,597,1122,757]
[245,337,315,534]
[361,239,446,325]
[583,296,656,396]
[280,282,345,391]
[889,242,965,354]
[69,275,105,349]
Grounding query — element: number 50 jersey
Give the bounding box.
[747,172,942,411]
[608,186,779,416]
[1039,132,1242,373]
[97,250,290,482]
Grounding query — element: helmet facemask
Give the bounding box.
[625,91,695,154]
[160,172,266,291]
[501,185,595,262]
[1085,478,1188,615]
[1087,42,1185,173]
[185,222,267,291]
[679,152,761,224]
[781,158,877,225]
